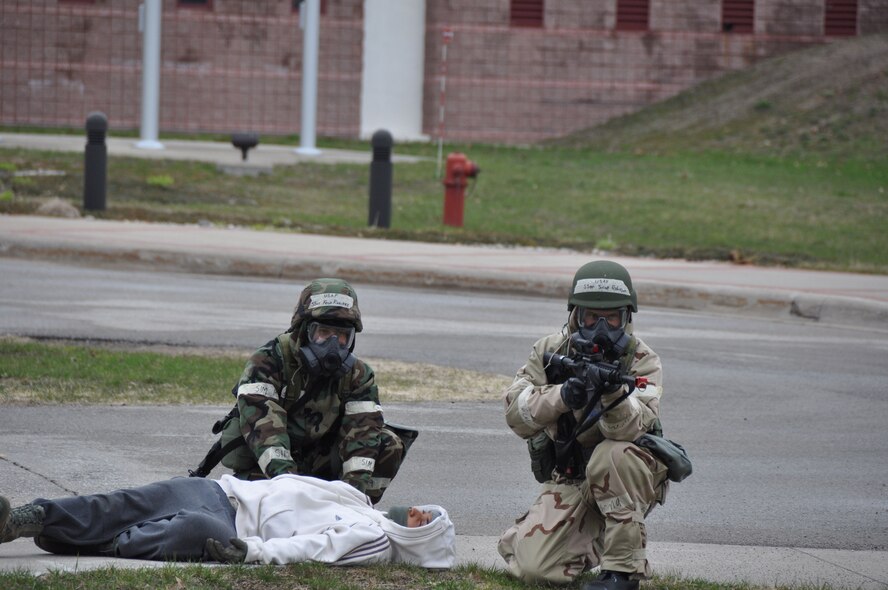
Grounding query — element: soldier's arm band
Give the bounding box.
[342,456,376,475]
[517,385,545,430]
[258,447,293,475]
[344,401,383,415]
[237,382,277,398]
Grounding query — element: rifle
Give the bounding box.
[189,406,243,478]
[543,342,648,478]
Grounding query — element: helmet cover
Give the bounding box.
[568,261,638,312]
[290,278,363,334]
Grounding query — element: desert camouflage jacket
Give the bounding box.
[503,325,663,449]
[235,333,384,491]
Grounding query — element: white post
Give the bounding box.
[295,0,321,156]
[136,0,164,150]
[435,27,453,178]
[360,0,427,141]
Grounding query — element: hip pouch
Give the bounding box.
[634,433,693,482]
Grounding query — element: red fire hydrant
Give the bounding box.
[442,152,480,227]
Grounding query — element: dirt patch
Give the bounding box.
[368,358,511,403]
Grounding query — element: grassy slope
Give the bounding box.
[557,34,888,159]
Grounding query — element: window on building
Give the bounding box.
[615,0,650,31]
[59,0,96,4]
[824,0,858,36]
[510,0,544,28]
[178,0,212,9]
[722,0,754,33]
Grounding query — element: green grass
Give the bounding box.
[0,563,846,590]
[1,142,886,273]
[0,338,509,405]
[0,338,242,405]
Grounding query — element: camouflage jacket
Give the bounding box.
[235,333,384,492]
[503,325,663,449]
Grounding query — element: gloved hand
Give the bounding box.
[586,363,625,395]
[560,377,590,410]
[205,537,248,563]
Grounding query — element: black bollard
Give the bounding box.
[83,112,108,211]
[231,133,259,161]
[368,129,393,228]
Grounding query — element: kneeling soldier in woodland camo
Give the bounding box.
[210,278,406,504]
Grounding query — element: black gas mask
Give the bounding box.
[573,316,630,362]
[298,321,357,377]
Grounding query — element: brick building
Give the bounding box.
[1,0,885,144]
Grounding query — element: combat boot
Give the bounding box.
[581,570,640,590]
[0,496,45,543]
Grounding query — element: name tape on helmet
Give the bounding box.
[308,293,354,310]
[574,278,630,296]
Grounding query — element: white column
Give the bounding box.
[136,0,164,150]
[360,0,427,141]
[295,0,321,156]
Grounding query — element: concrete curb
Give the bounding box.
[2,238,888,328]
[638,280,888,325]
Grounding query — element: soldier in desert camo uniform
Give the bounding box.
[221,278,404,504]
[499,261,670,590]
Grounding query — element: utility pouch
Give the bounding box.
[634,433,693,482]
[528,431,557,483]
[385,422,419,458]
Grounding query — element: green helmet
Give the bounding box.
[568,261,638,312]
[289,278,363,334]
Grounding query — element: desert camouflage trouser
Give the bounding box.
[234,427,404,504]
[498,439,668,584]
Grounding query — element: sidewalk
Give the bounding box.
[0,131,425,170]
[1,214,887,329]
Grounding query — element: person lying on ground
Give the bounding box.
[0,473,455,567]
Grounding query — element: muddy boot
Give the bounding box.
[0,496,45,543]
[581,570,640,590]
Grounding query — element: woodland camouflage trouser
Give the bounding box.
[235,427,404,504]
[498,439,668,584]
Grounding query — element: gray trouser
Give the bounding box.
[33,477,237,561]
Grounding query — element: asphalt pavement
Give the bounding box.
[1,133,887,588]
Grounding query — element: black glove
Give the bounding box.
[584,364,623,395]
[205,537,248,563]
[560,377,589,410]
